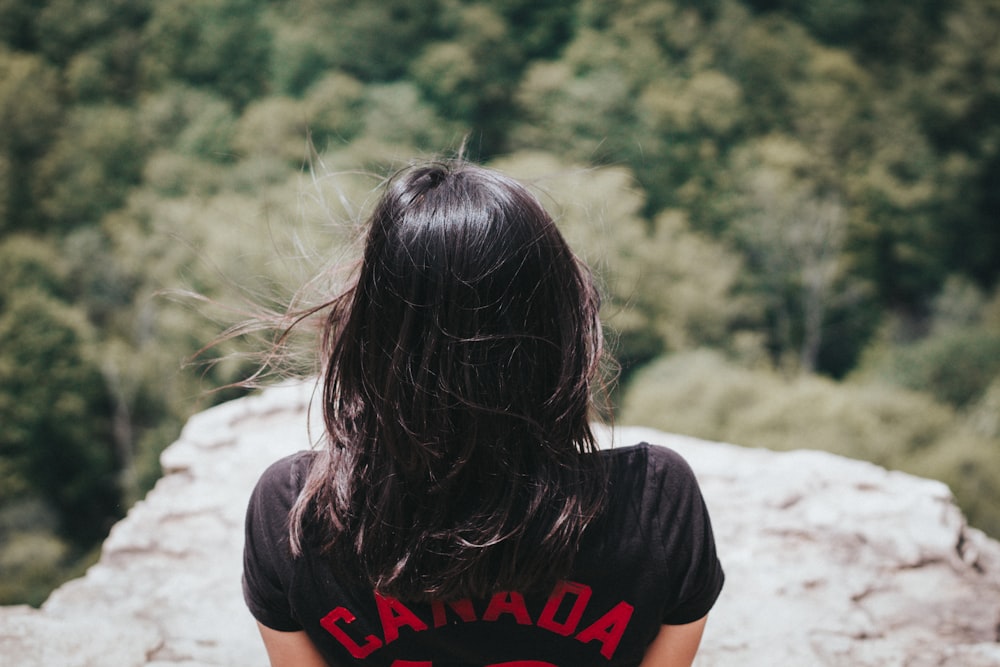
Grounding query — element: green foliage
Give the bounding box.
[966,377,1000,440]
[513,57,636,163]
[0,500,63,605]
[856,329,1000,409]
[853,277,1000,408]
[303,72,366,149]
[907,429,1000,539]
[355,82,464,154]
[0,48,63,230]
[0,234,68,304]
[265,0,441,86]
[724,134,877,374]
[621,350,1000,534]
[622,350,945,461]
[410,4,526,154]
[0,0,38,50]
[34,0,149,66]
[321,0,442,81]
[0,49,62,158]
[233,96,311,165]
[265,18,327,97]
[142,87,238,163]
[490,0,577,59]
[720,14,814,133]
[35,104,148,229]
[907,0,1000,288]
[846,108,945,307]
[0,290,119,544]
[0,498,100,607]
[749,0,950,70]
[33,1,146,101]
[141,0,271,108]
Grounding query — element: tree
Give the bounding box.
[411,4,523,155]
[265,0,441,84]
[0,0,39,50]
[0,48,63,231]
[303,72,366,150]
[634,67,746,217]
[728,136,868,374]
[845,105,945,312]
[490,0,578,59]
[0,234,68,305]
[138,85,238,163]
[920,0,1000,288]
[141,0,271,109]
[644,209,758,356]
[716,13,813,133]
[232,96,311,165]
[351,82,465,157]
[34,0,150,67]
[512,55,636,164]
[745,0,950,70]
[0,290,119,544]
[34,104,147,229]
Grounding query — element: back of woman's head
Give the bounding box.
[303,160,609,601]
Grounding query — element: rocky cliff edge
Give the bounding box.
[2,382,999,666]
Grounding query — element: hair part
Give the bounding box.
[289,159,610,601]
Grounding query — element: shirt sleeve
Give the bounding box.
[242,453,309,632]
[647,446,725,625]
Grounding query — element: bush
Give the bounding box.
[621,350,953,463]
[620,350,1000,536]
[908,431,1000,539]
[0,498,69,606]
[858,328,1000,408]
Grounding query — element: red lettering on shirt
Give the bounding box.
[376,594,429,644]
[431,598,478,628]
[536,581,592,637]
[322,580,635,662]
[319,606,382,659]
[482,591,532,625]
[574,601,635,659]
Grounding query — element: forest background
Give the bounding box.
[1,0,999,606]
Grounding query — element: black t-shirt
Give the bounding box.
[243,443,724,666]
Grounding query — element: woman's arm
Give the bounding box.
[639,616,709,667]
[257,622,330,667]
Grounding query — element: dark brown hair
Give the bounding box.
[290,160,609,601]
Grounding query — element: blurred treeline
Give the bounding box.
[1,0,998,605]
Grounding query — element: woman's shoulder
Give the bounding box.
[598,442,706,522]
[262,449,316,476]
[600,442,697,481]
[250,450,318,506]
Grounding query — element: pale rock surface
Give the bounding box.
[2,382,999,666]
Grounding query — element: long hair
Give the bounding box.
[290,160,609,602]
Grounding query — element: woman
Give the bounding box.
[243,160,724,666]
